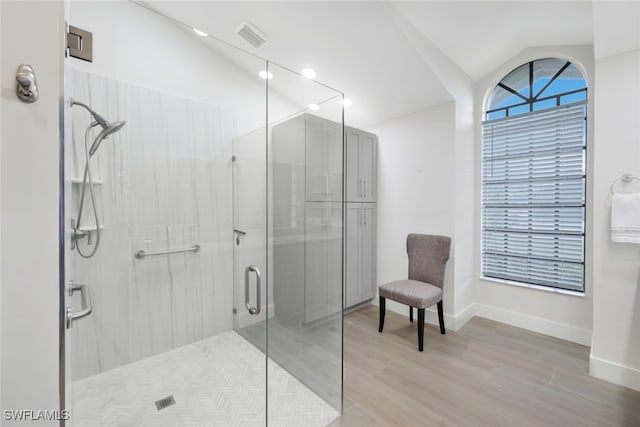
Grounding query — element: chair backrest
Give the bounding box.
[406,234,451,288]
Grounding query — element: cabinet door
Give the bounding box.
[360,204,377,300]
[326,203,343,315]
[345,128,361,202]
[359,132,377,202]
[325,120,343,202]
[305,202,328,322]
[305,202,343,322]
[346,128,377,202]
[344,203,362,307]
[306,115,329,202]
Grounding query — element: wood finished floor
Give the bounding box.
[331,305,640,427]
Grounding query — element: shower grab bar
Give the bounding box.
[134,244,200,259]
[66,283,92,328]
[245,265,261,315]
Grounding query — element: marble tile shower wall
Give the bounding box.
[70,71,238,381]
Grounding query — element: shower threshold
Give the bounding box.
[71,331,340,426]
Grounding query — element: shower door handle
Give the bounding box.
[244,265,261,315]
[66,282,93,328]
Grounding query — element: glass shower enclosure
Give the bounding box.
[62,2,344,425]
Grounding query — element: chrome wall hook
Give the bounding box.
[15,64,38,103]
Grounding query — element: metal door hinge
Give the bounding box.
[67,25,93,62]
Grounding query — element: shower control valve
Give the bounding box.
[70,219,91,249]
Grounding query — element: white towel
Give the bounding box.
[611,193,640,243]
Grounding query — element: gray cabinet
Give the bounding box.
[306,115,343,202]
[272,114,343,325]
[345,128,377,308]
[346,127,377,203]
[305,202,343,323]
[345,203,377,307]
[272,114,377,320]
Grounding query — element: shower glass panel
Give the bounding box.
[268,63,344,419]
[63,1,342,426]
[235,62,344,424]
[64,1,268,425]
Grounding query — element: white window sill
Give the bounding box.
[480,276,586,297]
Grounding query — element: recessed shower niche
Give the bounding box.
[69,178,103,232]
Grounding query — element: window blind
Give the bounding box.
[481,103,586,292]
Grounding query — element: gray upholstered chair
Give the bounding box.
[378,234,451,351]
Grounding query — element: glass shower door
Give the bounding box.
[64,1,342,425]
[232,126,268,345]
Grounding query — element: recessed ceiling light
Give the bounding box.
[301,68,316,79]
[341,98,353,108]
[193,28,208,37]
[259,70,274,80]
[308,104,320,111]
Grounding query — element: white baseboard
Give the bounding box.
[474,303,592,346]
[371,299,473,332]
[452,303,475,330]
[590,355,640,391]
[369,298,591,345]
[236,304,274,329]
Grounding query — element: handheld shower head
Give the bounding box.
[89,121,126,156]
[71,99,111,130]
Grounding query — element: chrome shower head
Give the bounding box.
[71,99,111,130]
[89,121,126,156]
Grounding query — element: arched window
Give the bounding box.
[481,58,587,292]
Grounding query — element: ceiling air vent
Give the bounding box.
[236,21,269,49]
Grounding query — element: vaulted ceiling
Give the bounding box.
[147,1,638,128]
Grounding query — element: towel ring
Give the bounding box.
[610,174,640,195]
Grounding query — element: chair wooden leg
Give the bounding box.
[378,296,386,333]
[437,300,445,335]
[409,306,413,323]
[417,308,425,351]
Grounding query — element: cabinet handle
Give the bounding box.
[364,179,367,199]
[364,209,367,226]
[325,174,330,195]
[359,208,362,226]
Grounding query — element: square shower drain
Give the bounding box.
[155,395,176,410]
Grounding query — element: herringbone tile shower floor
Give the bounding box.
[72,331,340,426]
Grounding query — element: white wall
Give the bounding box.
[472,45,595,346]
[371,103,458,326]
[372,7,476,329]
[70,0,297,136]
[590,48,640,391]
[68,72,238,380]
[1,1,64,425]
[452,95,475,323]
[0,0,3,409]
[70,0,265,134]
